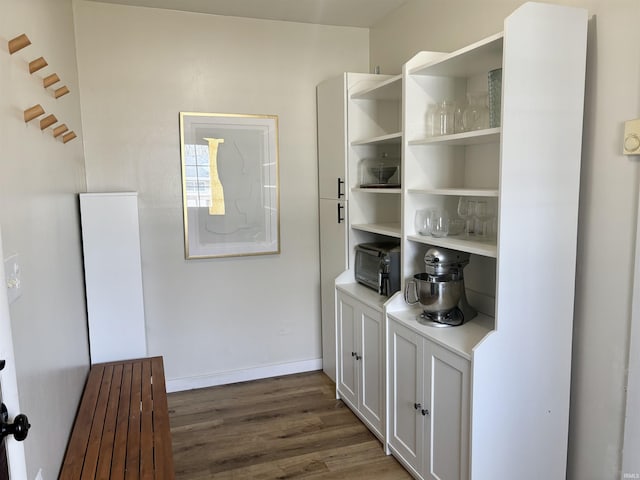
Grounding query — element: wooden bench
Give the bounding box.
[59,357,175,479]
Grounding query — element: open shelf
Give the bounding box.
[353,187,402,194]
[407,233,497,258]
[352,222,402,238]
[409,128,500,146]
[409,32,503,77]
[408,187,498,197]
[352,131,402,146]
[350,74,402,100]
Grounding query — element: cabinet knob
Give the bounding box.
[355,354,362,360]
[414,403,421,410]
[421,408,430,416]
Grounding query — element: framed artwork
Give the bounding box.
[179,112,280,259]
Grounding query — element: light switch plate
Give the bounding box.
[623,119,640,155]
[4,254,22,304]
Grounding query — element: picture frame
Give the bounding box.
[179,112,280,259]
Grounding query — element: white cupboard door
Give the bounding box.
[359,303,383,436]
[425,341,470,480]
[319,199,348,382]
[389,320,424,477]
[317,74,347,201]
[337,294,358,407]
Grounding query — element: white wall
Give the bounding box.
[370,1,640,479]
[0,0,90,478]
[73,1,369,388]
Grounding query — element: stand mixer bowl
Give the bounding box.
[404,273,464,315]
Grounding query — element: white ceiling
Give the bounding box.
[86,0,410,28]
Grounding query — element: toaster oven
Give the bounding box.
[354,242,401,297]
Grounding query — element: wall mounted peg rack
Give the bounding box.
[8,34,31,54]
[43,73,60,88]
[28,57,47,74]
[23,104,45,123]
[54,86,70,99]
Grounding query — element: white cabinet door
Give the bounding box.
[337,294,358,407]
[359,302,383,436]
[319,199,348,382]
[425,340,470,480]
[389,319,471,480]
[317,74,347,201]
[389,320,424,478]
[337,291,384,438]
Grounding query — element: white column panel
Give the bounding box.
[80,192,147,364]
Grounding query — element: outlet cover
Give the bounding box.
[4,254,22,304]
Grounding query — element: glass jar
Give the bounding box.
[436,100,455,136]
[463,92,489,131]
[425,104,439,137]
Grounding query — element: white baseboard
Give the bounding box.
[165,358,323,393]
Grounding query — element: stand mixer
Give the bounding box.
[404,246,477,327]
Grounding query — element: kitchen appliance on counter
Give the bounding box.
[354,242,401,297]
[404,246,476,327]
[358,153,400,188]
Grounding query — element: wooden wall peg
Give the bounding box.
[39,114,57,130]
[43,73,60,88]
[62,131,77,144]
[53,124,68,138]
[24,104,45,122]
[8,34,31,54]
[28,57,47,74]
[54,86,70,99]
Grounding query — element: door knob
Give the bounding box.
[0,403,31,442]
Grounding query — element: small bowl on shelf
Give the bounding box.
[368,166,398,184]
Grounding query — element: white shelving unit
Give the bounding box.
[318,4,587,479]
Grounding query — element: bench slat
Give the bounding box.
[151,357,174,480]
[95,364,123,479]
[125,361,142,480]
[81,365,114,479]
[59,365,105,479]
[140,360,154,479]
[111,363,133,479]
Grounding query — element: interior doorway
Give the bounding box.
[0,383,8,480]
[0,227,27,479]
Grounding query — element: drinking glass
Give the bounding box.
[474,200,494,238]
[457,197,477,236]
[430,209,449,238]
[414,208,432,235]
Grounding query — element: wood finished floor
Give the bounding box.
[167,371,412,479]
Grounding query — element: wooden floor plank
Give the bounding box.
[168,371,411,480]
